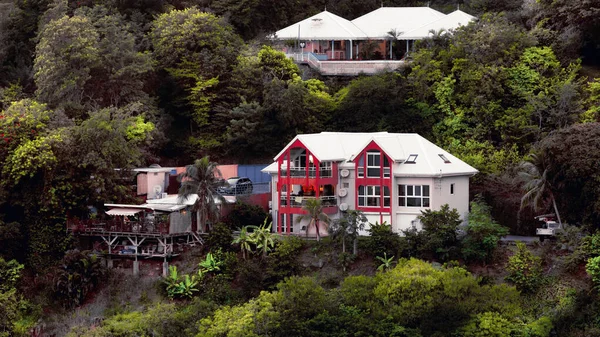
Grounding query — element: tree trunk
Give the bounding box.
[552,196,562,225]
[315,219,321,242]
[353,238,358,255]
[342,237,346,254]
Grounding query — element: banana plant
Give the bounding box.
[232,226,255,260]
[198,252,223,273]
[250,218,275,258]
[376,253,395,272]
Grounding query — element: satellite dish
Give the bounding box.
[340,169,350,177]
[153,185,162,197]
[338,188,348,197]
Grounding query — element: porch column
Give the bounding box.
[406,40,409,55]
[163,255,168,277]
[349,40,353,60]
[332,40,334,60]
[390,40,393,59]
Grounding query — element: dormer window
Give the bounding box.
[406,154,418,163]
[439,154,451,163]
[367,151,381,177]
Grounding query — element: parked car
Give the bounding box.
[218,177,253,195]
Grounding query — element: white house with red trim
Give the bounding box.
[262,132,478,236]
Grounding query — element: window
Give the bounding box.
[384,186,390,207]
[405,154,418,163]
[383,156,391,178]
[439,154,451,163]
[319,161,332,177]
[399,184,430,207]
[357,155,364,177]
[450,183,455,195]
[358,185,381,207]
[367,151,381,177]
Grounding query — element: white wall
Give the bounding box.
[431,176,470,224]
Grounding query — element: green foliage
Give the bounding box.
[0,258,23,293]
[586,256,600,288]
[224,202,268,230]
[164,265,200,300]
[206,222,233,252]
[199,252,224,274]
[329,210,367,255]
[463,199,510,263]
[264,236,304,287]
[506,242,543,293]
[376,252,395,272]
[366,221,401,258]
[257,45,300,80]
[53,250,105,308]
[415,204,463,261]
[248,218,275,258]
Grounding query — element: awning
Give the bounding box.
[106,208,143,216]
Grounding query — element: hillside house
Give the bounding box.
[262,132,478,237]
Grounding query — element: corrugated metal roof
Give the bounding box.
[352,7,446,39]
[273,10,368,40]
[262,132,478,177]
[402,10,476,39]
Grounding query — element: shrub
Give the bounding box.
[224,202,268,230]
[53,250,105,308]
[462,199,509,263]
[506,242,543,293]
[416,204,462,262]
[265,236,305,287]
[206,222,233,252]
[366,221,401,258]
[586,256,600,288]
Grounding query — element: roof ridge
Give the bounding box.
[324,10,368,38]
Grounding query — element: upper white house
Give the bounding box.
[262,132,478,236]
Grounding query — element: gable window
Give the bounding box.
[399,184,430,207]
[357,154,364,178]
[383,156,391,178]
[367,151,381,177]
[405,154,418,163]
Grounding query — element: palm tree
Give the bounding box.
[296,198,330,241]
[518,151,562,225]
[386,28,403,59]
[178,156,225,232]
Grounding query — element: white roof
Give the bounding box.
[352,7,446,39]
[273,10,368,40]
[402,10,476,39]
[106,208,143,216]
[262,132,477,177]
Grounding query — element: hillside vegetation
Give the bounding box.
[1,0,600,336]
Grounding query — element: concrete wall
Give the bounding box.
[431,176,471,224]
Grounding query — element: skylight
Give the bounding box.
[438,154,451,163]
[405,154,418,163]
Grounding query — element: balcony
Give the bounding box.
[280,195,337,208]
[286,52,408,76]
[280,167,332,178]
[68,218,169,235]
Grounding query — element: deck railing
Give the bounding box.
[68,218,169,235]
[286,52,407,76]
[279,195,337,208]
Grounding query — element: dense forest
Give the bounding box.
[2,0,600,336]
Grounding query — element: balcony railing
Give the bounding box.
[68,218,169,235]
[280,195,337,208]
[281,167,332,178]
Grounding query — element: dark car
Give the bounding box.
[218,177,253,195]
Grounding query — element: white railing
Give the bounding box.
[286,52,407,76]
